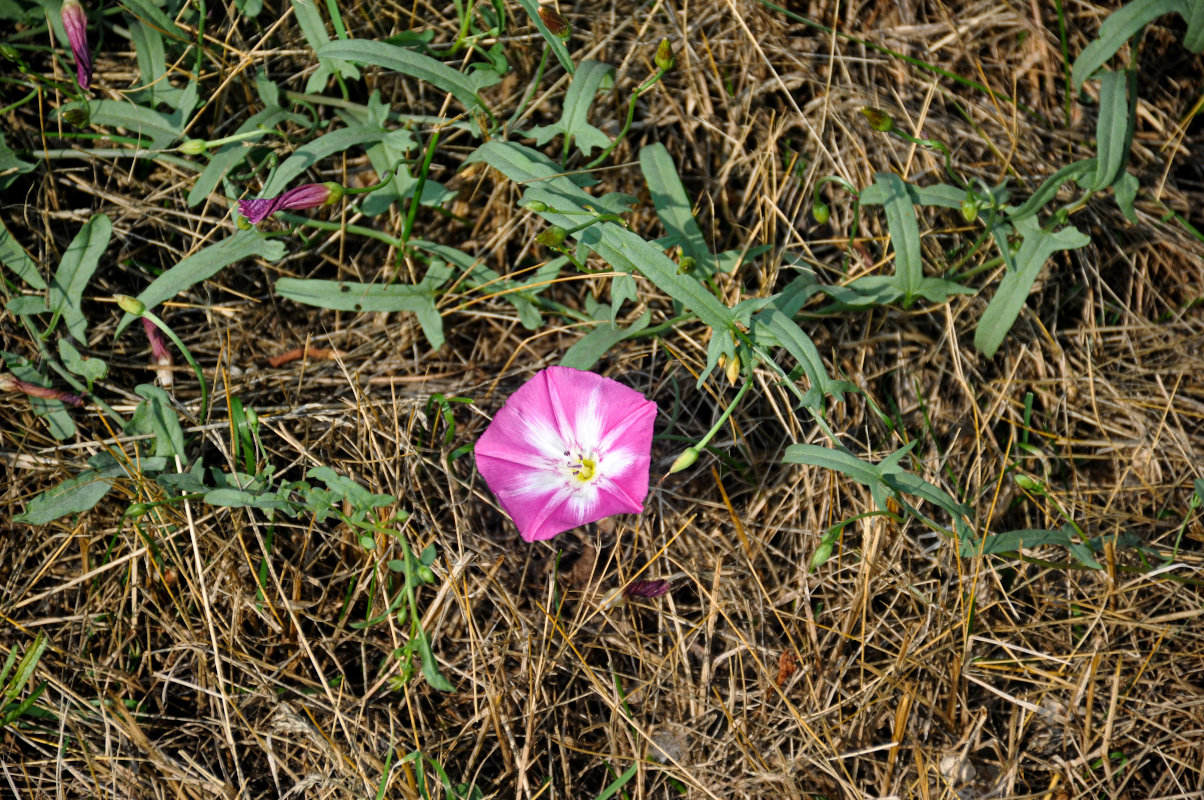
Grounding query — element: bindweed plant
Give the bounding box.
[3,0,1203,683]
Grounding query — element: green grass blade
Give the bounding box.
[593,762,638,800]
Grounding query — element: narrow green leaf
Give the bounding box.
[514,0,574,74]
[974,217,1090,357]
[262,124,387,196]
[115,232,286,335]
[1071,0,1185,87]
[1186,0,1204,51]
[318,40,499,115]
[292,0,360,85]
[188,108,289,207]
[640,142,716,273]
[755,308,853,406]
[14,469,114,524]
[874,172,924,305]
[276,274,447,349]
[560,311,651,371]
[1007,159,1097,224]
[1113,170,1139,223]
[782,443,884,488]
[49,214,111,343]
[55,100,180,149]
[0,218,46,290]
[1092,69,1135,190]
[858,180,969,210]
[527,60,614,156]
[118,0,188,41]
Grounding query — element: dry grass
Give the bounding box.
[3,0,1204,797]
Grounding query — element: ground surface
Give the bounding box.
[2,0,1204,798]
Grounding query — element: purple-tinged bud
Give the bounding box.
[60,0,92,90]
[537,6,571,39]
[536,225,567,248]
[237,182,345,224]
[625,579,670,598]
[142,317,174,388]
[0,373,84,407]
[654,38,674,72]
[861,107,895,133]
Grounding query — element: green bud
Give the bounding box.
[1013,473,1044,493]
[61,107,90,127]
[811,201,830,225]
[677,255,696,275]
[523,200,548,212]
[669,447,700,474]
[809,540,834,572]
[860,107,895,133]
[417,565,436,584]
[655,38,674,72]
[125,503,151,518]
[536,225,567,247]
[0,44,19,62]
[960,195,979,223]
[321,181,345,205]
[178,139,209,155]
[115,295,146,316]
[236,214,253,231]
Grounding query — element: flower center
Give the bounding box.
[564,449,599,484]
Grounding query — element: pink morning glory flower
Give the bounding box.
[475,366,657,542]
[60,0,91,90]
[237,182,344,224]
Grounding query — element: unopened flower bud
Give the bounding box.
[536,225,567,247]
[0,43,19,62]
[676,255,696,275]
[725,352,741,385]
[861,107,895,133]
[523,200,548,212]
[115,294,146,315]
[669,446,699,474]
[812,201,830,225]
[960,195,979,223]
[125,502,151,518]
[538,6,571,38]
[809,540,834,571]
[178,138,209,155]
[142,317,174,388]
[61,107,90,127]
[0,373,84,407]
[1014,474,1043,493]
[625,579,670,598]
[60,0,92,90]
[417,565,436,584]
[654,38,674,72]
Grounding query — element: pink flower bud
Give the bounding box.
[237,182,345,224]
[60,0,92,90]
